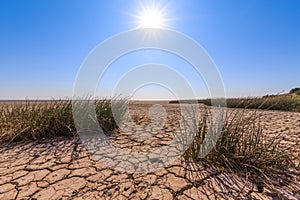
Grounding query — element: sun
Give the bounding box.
[138,8,165,28]
[136,4,168,29]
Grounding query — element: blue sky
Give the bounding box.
[0,0,299,99]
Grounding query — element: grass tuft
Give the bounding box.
[0,97,128,144]
[183,106,298,193]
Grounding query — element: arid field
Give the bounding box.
[0,101,299,199]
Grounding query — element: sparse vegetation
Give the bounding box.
[0,98,127,144]
[0,95,298,195]
[170,94,300,112]
[183,106,298,194]
[219,96,300,112]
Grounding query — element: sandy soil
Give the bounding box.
[0,104,299,199]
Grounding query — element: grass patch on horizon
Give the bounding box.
[170,94,300,112]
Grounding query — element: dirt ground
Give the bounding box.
[0,104,299,199]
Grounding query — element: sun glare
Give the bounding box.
[136,4,168,29]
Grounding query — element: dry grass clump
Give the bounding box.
[94,98,128,133]
[0,98,127,144]
[184,107,298,191]
[0,100,75,143]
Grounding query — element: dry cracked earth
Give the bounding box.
[0,104,299,200]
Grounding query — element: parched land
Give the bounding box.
[0,103,299,199]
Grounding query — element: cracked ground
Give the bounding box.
[0,104,299,199]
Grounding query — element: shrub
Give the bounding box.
[289,87,300,94]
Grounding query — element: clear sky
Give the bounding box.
[0,0,299,99]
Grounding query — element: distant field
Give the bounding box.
[170,93,300,112]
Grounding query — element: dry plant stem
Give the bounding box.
[183,104,297,194]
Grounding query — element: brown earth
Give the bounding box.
[0,104,299,199]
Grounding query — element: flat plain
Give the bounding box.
[0,102,299,199]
